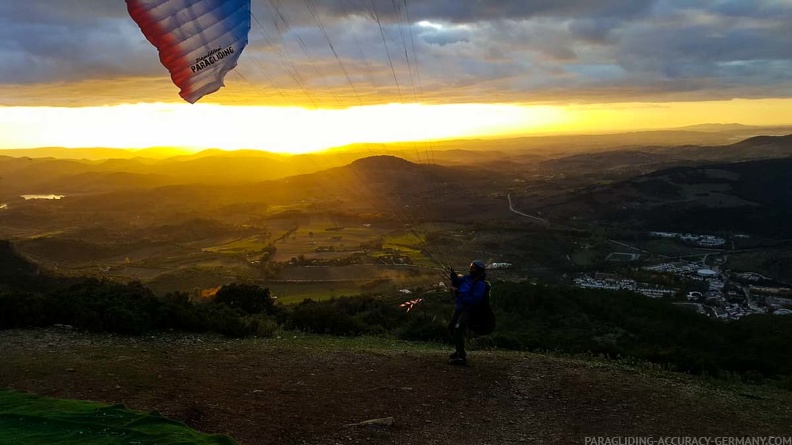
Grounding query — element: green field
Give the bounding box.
[723,249,791,279]
[269,282,370,304]
[0,390,236,445]
[202,235,271,254]
[570,249,602,266]
[269,219,392,261]
[638,239,716,257]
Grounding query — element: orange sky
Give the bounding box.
[2,98,792,154]
[2,1,792,153]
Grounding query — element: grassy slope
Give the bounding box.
[1,329,790,445]
[0,389,236,445]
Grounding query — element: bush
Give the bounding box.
[287,299,368,335]
[396,317,449,342]
[154,294,210,333]
[4,270,792,385]
[104,306,146,335]
[213,283,276,315]
[207,305,249,338]
[245,314,278,338]
[0,290,51,328]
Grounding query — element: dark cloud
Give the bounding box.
[1,0,791,106]
[316,0,659,23]
[0,1,164,84]
[0,0,125,23]
[567,18,621,44]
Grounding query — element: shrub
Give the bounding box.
[288,299,368,336]
[207,305,249,338]
[396,317,448,343]
[213,283,276,315]
[0,290,51,328]
[245,314,278,338]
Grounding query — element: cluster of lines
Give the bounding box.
[187,0,473,291]
[243,0,458,269]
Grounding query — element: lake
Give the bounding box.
[21,194,65,200]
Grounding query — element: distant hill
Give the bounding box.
[5,123,792,163]
[172,153,519,225]
[0,154,510,233]
[0,240,59,291]
[538,133,792,177]
[0,241,38,279]
[34,171,175,193]
[268,155,471,191]
[0,147,195,160]
[676,123,759,131]
[730,134,792,150]
[539,150,675,174]
[545,156,792,237]
[4,132,792,228]
[0,152,318,195]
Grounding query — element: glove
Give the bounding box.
[445,266,456,281]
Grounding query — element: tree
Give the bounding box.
[213,283,275,315]
[260,244,277,262]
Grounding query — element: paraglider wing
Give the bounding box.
[399,298,423,312]
[126,0,251,103]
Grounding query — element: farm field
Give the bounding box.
[635,239,719,258]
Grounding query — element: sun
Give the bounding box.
[0,103,570,153]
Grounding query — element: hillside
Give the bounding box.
[3,130,792,196]
[542,156,792,237]
[0,240,65,292]
[537,133,792,177]
[0,154,514,293]
[731,134,792,150]
[1,329,790,445]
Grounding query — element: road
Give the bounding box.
[506,193,549,224]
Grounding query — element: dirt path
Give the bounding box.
[1,329,790,445]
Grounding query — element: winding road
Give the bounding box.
[507,193,549,224]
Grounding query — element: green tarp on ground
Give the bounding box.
[0,389,237,445]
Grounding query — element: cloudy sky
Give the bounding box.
[1,0,792,152]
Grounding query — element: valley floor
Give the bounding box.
[1,329,790,445]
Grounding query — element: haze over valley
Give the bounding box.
[4,126,792,306]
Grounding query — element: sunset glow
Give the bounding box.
[0,103,570,153]
[3,98,792,153]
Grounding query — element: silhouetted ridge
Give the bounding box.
[0,240,42,289]
[573,156,792,237]
[679,123,754,131]
[349,155,416,171]
[731,134,792,149]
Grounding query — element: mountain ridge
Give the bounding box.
[543,155,792,240]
